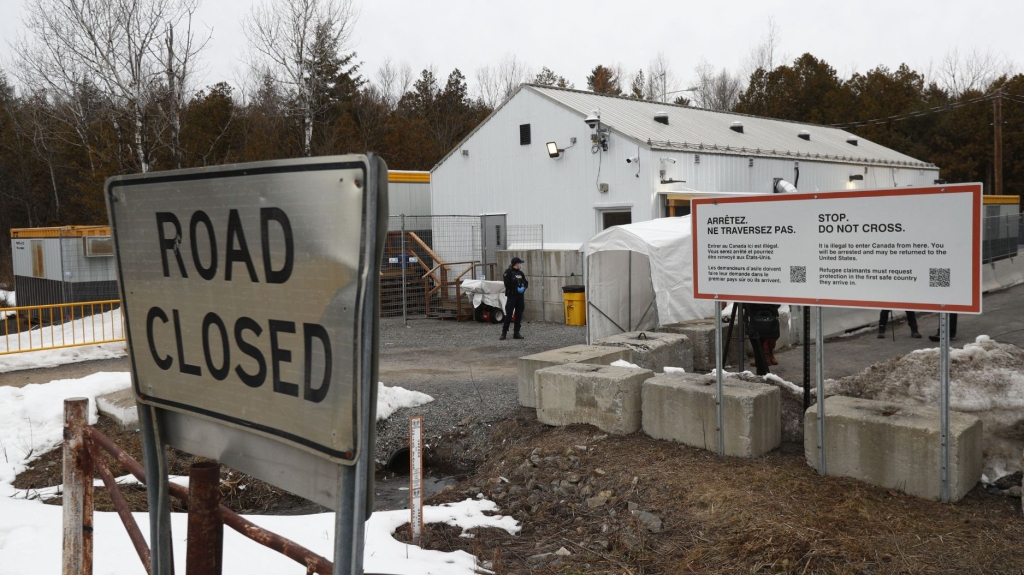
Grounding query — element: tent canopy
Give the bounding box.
[584,216,715,342]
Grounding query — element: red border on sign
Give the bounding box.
[691,184,983,313]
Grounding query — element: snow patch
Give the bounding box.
[664,366,686,374]
[0,375,513,575]
[376,383,434,421]
[611,359,642,369]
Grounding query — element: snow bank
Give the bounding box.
[0,372,132,497]
[376,383,434,421]
[833,336,1024,480]
[0,375,515,574]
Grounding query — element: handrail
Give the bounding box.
[84,426,335,575]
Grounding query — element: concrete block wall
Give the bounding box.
[497,249,584,324]
[517,345,630,407]
[595,331,694,373]
[641,372,781,457]
[657,319,741,371]
[535,363,651,435]
[805,396,983,502]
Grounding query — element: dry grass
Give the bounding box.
[13,415,327,515]
[420,418,1024,575]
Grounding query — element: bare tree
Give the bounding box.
[158,1,207,169]
[744,16,782,76]
[475,53,532,108]
[646,52,680,102]
[17,0,206,173]
[375,57,413,110]
[243,0,358,156]
[693,59,743,111]
[936,47,1014,97]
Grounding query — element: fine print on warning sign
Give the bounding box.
[692,185,982,313]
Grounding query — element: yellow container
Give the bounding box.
[562,285,586,326]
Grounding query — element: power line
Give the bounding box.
[831,93,997,129]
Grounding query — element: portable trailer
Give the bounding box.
[10,226,119,308]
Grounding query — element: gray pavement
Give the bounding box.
[769,282,1024,384]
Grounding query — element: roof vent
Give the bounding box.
[798,130,810,141]
[730,121,744,134]
[846,136,858,146]
[654,112,669,125]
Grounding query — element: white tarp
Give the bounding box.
[584,217,715,341]
[460,279,507,310]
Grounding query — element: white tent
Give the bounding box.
[583,216,716,342]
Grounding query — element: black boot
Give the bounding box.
[499,332,507,341]
[877,326,886,338]
[513,332,524,340]
[910,329,922,339]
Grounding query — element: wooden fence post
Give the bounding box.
[62,398,93,575]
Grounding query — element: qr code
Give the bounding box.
[790,266,807,283]
[929,268,951,288]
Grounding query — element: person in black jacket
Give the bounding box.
[500,256,529,340]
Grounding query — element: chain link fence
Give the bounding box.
[982,212,1022,264]
[379,215,543,320]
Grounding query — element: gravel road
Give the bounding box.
[376,317,585,471]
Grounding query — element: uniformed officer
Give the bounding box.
[500,256,529,340]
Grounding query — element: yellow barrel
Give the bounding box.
[562,285,586,326]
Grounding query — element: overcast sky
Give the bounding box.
[2,0,1021,96]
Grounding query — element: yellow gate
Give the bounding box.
[0,300,124,355]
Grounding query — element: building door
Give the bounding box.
[479,214,507,279]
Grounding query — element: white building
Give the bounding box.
[431,85,940,249]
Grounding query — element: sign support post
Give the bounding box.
[939,312,950,503]
[714,300,725,456]
[815,307,826,476]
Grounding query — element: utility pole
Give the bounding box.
[994,89,1003,195]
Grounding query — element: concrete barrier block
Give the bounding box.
[657,319,727,371]
[596,331,693,373]
[96,388,139,429]
[518,345,630,407]
[535,363,652,434]
[804,396,983,502]
[642,372,781,457]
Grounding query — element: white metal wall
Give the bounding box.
[432,90,941,247]
[431,90,656,248]
[60,237,117,284]
[388,181,431,216]
[11,238,62,281]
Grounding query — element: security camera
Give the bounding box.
[660,157,677,164]
[626,156,639,164]
[584,110,601,129]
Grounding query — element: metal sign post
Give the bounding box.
[816,307,826,476]
[107,155,388,575]
[939,312,950,502]
[714,300,725,456]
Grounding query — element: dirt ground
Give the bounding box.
[9,316,1024,574]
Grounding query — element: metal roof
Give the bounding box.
[527,85,936,168]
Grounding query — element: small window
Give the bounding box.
[602,211,632,230]
[519,124,531,145]
[85,236,114,257]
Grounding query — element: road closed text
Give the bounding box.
[145,207,333,404]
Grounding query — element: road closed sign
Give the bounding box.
[107,156,386,464]
[692,184,982,313]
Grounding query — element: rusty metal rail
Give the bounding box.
[1,300,124,355]
[63,399,335,575]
